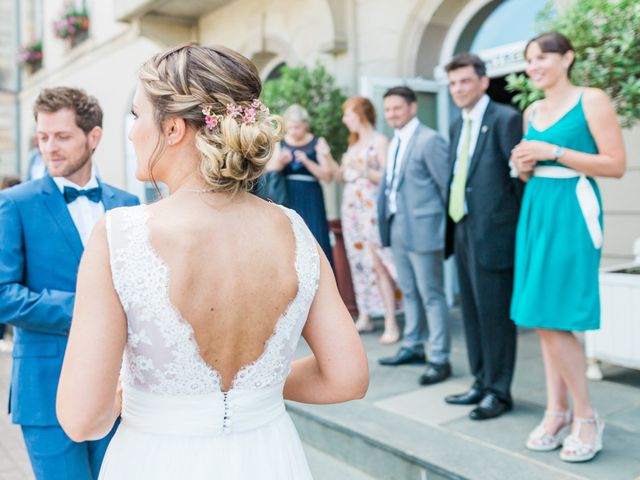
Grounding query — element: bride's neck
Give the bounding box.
[159,153,205,193]
[167,174,210,194]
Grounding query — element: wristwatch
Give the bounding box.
[552,145,566,161]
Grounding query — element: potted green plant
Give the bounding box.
[18,41,43,74]
[506,0,640,128]
[262,63,357,312]
[261,62,348,160]
[53,6,90,48]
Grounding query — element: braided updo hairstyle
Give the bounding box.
[138,43,284,194]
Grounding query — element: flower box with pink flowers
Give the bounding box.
[53,7,89,47]
[18,41,43,73]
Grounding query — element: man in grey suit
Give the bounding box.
[444,53,522,420]
[378,86,452,386]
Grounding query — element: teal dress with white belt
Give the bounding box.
[511,95,602,331]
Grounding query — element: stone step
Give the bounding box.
[287,398,629,480]
[290,404,464,480]
[289,315,640,480]
[304,442,378,480]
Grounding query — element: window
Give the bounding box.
[470,0,547,52]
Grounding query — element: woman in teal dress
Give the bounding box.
[511,32,626,463]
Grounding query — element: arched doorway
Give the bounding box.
[402,0,550,135]
[250,51,287,82]
[465,0,547,104]
[426,0,548,128]
[387,0,550,303]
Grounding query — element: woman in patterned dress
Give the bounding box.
[339,96,400,344]
[511,32,625,462]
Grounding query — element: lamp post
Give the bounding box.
[13,0,23,176]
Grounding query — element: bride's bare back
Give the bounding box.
[57,44,367,454]
[148,192,298,391]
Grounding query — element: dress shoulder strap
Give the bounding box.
[277,205,320,300]
[528,100,541,122]
[524,100,542,135]
[105,205,150,307]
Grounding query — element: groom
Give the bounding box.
[0,87,139,479]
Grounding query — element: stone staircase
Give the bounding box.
[290,310,640,480]
[304,443,377,480]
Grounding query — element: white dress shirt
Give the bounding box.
[454,94,490,168]
[385,116,420,215]
[53,169,105,246]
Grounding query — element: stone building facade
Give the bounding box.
[9,0,640,264]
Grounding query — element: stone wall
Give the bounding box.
[9,0,639,261]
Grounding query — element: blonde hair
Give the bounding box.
[283,104,310,125]
[139,43,284,194]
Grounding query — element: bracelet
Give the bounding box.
[551,145,566,161]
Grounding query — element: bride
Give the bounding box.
[56,43,368,479]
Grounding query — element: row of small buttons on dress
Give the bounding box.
[222,392,232,434]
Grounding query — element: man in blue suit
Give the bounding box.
[0,87,139,479]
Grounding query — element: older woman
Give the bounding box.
[266,104,334,264]
[511,31,625,462]
[339,96,401,344]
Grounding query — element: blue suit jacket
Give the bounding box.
[0,175,139,426]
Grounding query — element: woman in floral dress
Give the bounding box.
[339,96,401,344]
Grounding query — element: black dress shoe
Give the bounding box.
[379,347,426,366]
[469,393,512,420]
[445,386,484,405]
[418,361,451,385]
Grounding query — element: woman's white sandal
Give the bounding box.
[526,410,572,452]
[560,412,604,463]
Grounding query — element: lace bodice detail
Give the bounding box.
[106,204,320,395]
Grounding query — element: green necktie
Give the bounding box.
[449,116,472,223]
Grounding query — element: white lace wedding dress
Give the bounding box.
[98,204,319,479]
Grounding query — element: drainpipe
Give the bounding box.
[434,64,450,139]
[347,0,358,95]
[14,0,22,177]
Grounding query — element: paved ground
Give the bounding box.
[1,307,639,479]
[292,308,640,479]
[0,346,32,480]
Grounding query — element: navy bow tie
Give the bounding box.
[63,186,102,204]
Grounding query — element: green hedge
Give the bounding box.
[262,63,349,160]
[506,0,640,127]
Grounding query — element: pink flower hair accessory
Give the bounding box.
[201,105,223,130]
[201,99,269,130]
